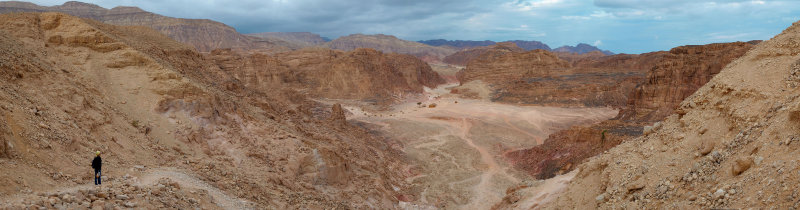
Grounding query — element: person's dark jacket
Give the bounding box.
[92,156,102,172]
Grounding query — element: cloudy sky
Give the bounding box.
[25,0,800,53]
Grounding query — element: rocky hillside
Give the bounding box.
[247,32,329,49]
[0,12,409,209]
[0,1,289,52]
[207,48,446,104]
[503,41,757,182]
[534,20,800,209]
[554,43,614,55]
[324,34,457,61]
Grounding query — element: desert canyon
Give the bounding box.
[0,1,798,210]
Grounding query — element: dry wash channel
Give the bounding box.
[346,90,617,209]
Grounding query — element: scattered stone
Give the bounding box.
[116,194,129,200]
[123,202,136,208]
[595,193,606,202]
[91,201,105,210]
[732,157,754,176]
[95,192,108,199]
[714,189,726,199]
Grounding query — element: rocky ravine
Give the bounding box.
[533,20,800,209]
[0,1,290,52]
[0,12,415,209]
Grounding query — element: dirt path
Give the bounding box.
[138,168,254,210]
[1,168,252,210]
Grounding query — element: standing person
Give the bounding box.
[91,151,102,185]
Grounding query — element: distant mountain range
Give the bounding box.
[419,39,613,55]
[553,43,614,55]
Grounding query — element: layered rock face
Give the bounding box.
[504,41,757,180]
[324,34,457,61]
[0,1,288,52]
[542,21,800,209]
[208,48,446,103]
[0,12,408,209]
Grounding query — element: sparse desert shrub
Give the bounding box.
[428,103,437,108]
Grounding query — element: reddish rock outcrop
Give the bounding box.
[505,41,758,179]
[328,104,347,127]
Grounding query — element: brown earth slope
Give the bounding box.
[0,12,408,209]
[503,41,758,182]
[207,48,446,104]
[0,1,289,52]
[539,20,800,209]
